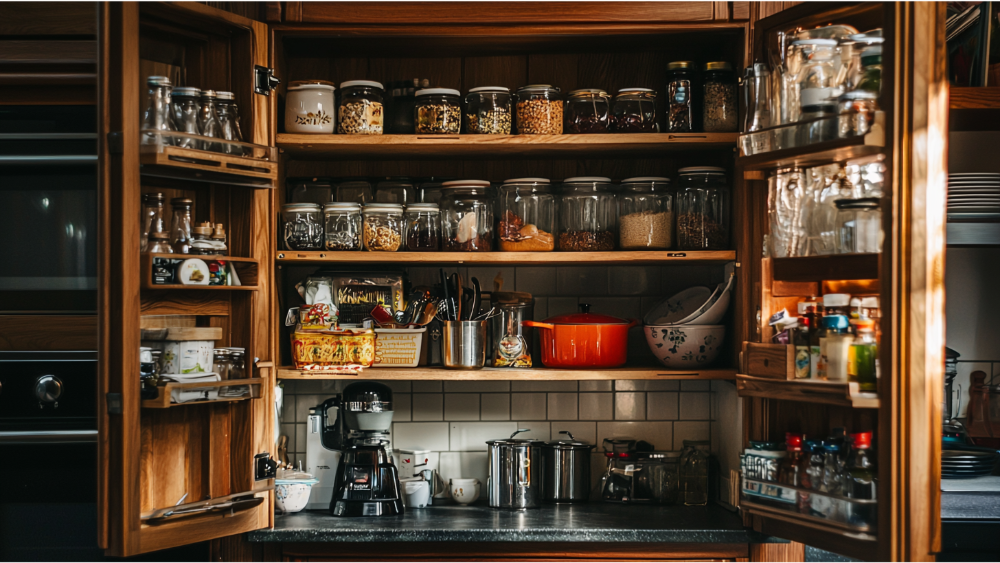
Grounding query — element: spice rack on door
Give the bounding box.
[275,250,736,265]
[140,254,260,290]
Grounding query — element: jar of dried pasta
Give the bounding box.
[515,85,563,135]
[338,80,384,135]
[362,203,403,251]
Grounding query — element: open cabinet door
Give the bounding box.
[97,2,276,556]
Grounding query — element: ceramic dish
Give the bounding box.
[275,478,319,513]
[644,324,725,368]
[642,286,713,325]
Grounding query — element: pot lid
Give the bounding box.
[545,303,630,325]
[545,431,595,448]
[486,428,545,446]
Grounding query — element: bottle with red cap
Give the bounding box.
[777,433,806,487]
[844,431,877,525]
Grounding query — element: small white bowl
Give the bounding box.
[450,478,480,505]
[275,480,317,514]
[644,325,725,368]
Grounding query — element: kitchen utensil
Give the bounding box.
[442,320,487,369]
[542,431,595,503]
[523,304,638,369]
[471,277,482,319]
[487,429,545,509]
[455,273,464,320]
[440,269,455,321]
[644,324,725,368]
[450,478,481,505]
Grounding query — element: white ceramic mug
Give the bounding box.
[403,480,430,508]
[449,478,480,505]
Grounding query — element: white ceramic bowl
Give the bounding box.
[275,481,316,513]
[644,325,725,368]
[643,287,713,325]
[450,478,480,505]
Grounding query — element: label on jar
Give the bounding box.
[795,345,811,379]
[365,102,384,128]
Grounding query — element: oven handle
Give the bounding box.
[0,430,98,444]
[0,155,97,164]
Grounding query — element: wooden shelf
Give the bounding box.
[141,254,260,290]
[277,366,738,380]
[276,132,739,160]
[276,250,736,265]
[738,112,885,172]
[950,87,1000,109]
[771,254,879,282]
[141,377,264,409]
[736,374,880,408]
[139,144,277,189]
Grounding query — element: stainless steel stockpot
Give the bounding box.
[486,429,545,508]
[542,431,595,503]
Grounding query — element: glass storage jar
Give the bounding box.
[324,202,363,251]
[835,198,882,254]
[497,178,556,252]
[212,348,232,380]
[170,197,194,254]
[170,86,201,149]
[141,192,167,253]
[618,177,674,250]
[404,203,441,251]
[198,90,223,152]
[465,86,512,134]
[666,61,697,132]
[558,177,617,251]
[375,177,417,205]
[837,90,878,138]
[215,91,243,154]
[856,45,882,95]
[282,203,324,250]
[702,62,738,132]
[418,177,455,204]
[564,89,611,134]
[611,88,658,133]
[679,440,710,506]
[440,180,494,252]
[515,85,563,135]
[415,88,461,134]
[335,178,374,204]
[141,76,174,145]
[338,80,384,135]
[676,167,730,250]
[284,80,336,134]
[633,451,681,505]
[362,203,404,252]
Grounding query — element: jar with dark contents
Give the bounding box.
[440,180,494,251]
[666,61,697,132]
[558,177,617,251]
[415,88,461,134]
[404,203,441,251]
[675,167,730,250]
[465,87,512,134]
[610,88,658,133]
[702,62,738,132]
[338,80,384,135]
[324,202,363,251]
[564,89,611,134]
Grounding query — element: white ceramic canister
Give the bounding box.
[285,81,336,134]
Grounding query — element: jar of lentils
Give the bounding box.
[338,80,384,135]
[415,88,461,134]
[497,178,556,252]
[666,61,697,132]
[281,203,324,250]
[362,203,404,251]
[440,180,494,252]
[465,87,512,134]
[515,85,563,135]
[564,89,611,134]
[618,177,674,250]
[611,88,659,133]
[676,167,730,250]
[324,202,363,251]
[702,62,738,132]
[404,203,441,251]
[558,177,617,251]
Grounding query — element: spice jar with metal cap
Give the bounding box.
[141,75,174,145]
[515,85,563,135]
[564,89,611,133]
[487,429,546,509]
[666,61,697,132]
[703,62,737,132]
[610,88,658,133]
[415,88,462,134]
[542,431,595,503]
[170,86,201,149]
[189,222,215,255]
[465,86,511,134]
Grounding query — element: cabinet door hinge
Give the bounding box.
[106,392,122,414]
[107,132,123,155]
[254,452,278,480]
[254,66,280,96]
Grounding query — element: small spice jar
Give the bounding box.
[611,88,658,133]
[281,203,324,250]
[666,61,697,132]
[404,203,441,251]
[558,177,617,251]
[515,85,563,135]
[285,80,336,134]
[465,87,512,134]
[375,177,417,205]
[362,203,404,252]
[497,178,556,252]
[702,62,738,132]
[564,89,611,134]
[837,90,878,138]
[324,202,363,251]
[440,180,494,252]
[618,177,674,250]
[675,167,730,250]
[338,80,384,135]
[415,88,461,134]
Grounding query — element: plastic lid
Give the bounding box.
[363,203,404,211]
[679,166,726,175]
[503,178,550,185]
[704,61,732,71]
[667,61,696,70]
[282,203,321,211]
[416,88,460,97]
[861,296,880,308]
[486,428,545,446]
[406,203,440,212]
[442,180,491,188]
[468,86,509,93]
[564,176,612,184]
[785,433,804,451]
[288,82,335,92]
[324,202,361,211]
[821,315,850,330]
[545,303,630,325]
[851,431,873,449]
[173,87,200,96]
[823,293,851,307]
[568,88,610,98]
[340,80,384,90]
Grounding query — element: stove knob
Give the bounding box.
[35,375,62,403]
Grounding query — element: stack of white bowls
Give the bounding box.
[642,275,733,369]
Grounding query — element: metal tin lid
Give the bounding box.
[416,88,460,97]
[503,177,550,185]
[171,197,193,206]
[564,176,612,184]
[468,86,509,93]
[200,90,218,99]
[442,179,491,188]
[324,202,361,211]
[667,61,696,70]
[517,84,560,93]
[147,75,172,86]
[545,431,595,449]
[678,166,726,175]
[363,203,404,211]
[282,203,321,211]
[406,203,440,212]
[622,177,670,184]
[173,87,200,97]
[340,80,384,90]
[567,88,609,98]
[486,429,545,446]
[216,91,235,100]
[704,61,732,71]
[616,87,656,97]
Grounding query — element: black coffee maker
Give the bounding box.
[329,381,404,517]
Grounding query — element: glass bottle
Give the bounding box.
[798,440,825,514]
[497,178,556,252]
[324,202,363,251]
[676,167,730,250]
[564,89,611,134]
[465,86,512,134]
[745,62,772,133]
[141,192,167,253]
[818,314,853,381]
[777,432,806,487]
[610,88,658,133]
[844,432,876,526]
[215,91,241,154]
[665,61,696,132]
[169,198,194,254]
[679,440,709,506]
[141,76,174,146]
[170,86,201,149]
[819,441,843,495]
[440,181,494,252]
[618,177,673,249]
[558,177,617,251]
[793,316,811,379]
[849,319,878,392]
[212,348,232,380]
[198,90,223,152]
[404,203,441,251]
[702,62,738,132]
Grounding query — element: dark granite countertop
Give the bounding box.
[941,476,1000,520]
[247,503,777,544]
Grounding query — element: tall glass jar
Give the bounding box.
[440,180,494,252]
[335,178,374,204]
[497,178,556,252]
[415,88,461,134]
[215,91,242,154]
[666,61,696,132]
[465,87,512,134]
[515,85,563,135]
[375,177,416,205]
[404,203,441,251]
[703,62,738,132]
[281,203,324,250]
[558,177,617,251]
[170,197,194,254]
[835,198,882,254]
[324,202,363,251]
[564,89,611,134]
[198,90,223,152]
[339,80,384,135]
[141,76,174,145]
[676,167,730,250]
[611,88,658,133]
[170,86,200,149]
[141,192,167,253]
[212,348,232,380]
[618,177,674,250]
[362,203,404,251]
[679,440,710,506]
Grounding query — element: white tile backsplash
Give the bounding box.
[450,421,518,451]
[444,393,480,421]
[579,393,613,421]
[393,422,451,451]
[510,393,546,420]
[614,392,646,420]
[480,393,511,420]
[412,393,444,421]
[547,393,578,420]
[515,422,551,441]
[647,392,679,420]
[679,392,711,420]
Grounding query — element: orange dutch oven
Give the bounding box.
[522,304,639,368]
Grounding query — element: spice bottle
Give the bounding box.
[339,80,385,135]
[618,177,673,249]
[515,85,563,135]
[778,433,806,487]
[703,62,738,132]
[843,432,876,526]
[141,76,174,145]
[610,88,658,133]
[849,319,878,392]
[666,61,696,132]
[793,315,811,379]
[404,203,441,251]
[497,178,556,252]
[564,89,611,134]
[414,88,462,134]
[465,87,512,134]
[170,198,194,254]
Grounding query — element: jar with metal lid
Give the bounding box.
[465,86,512,134]
[198,90,223,152]
[542,431,595,503]
[440,180,494,251]
[189,222,215,255]
[666,61,697,132]
[335,178,374,204]
[558,177,617,251]
[487,429,545,508]
[324,202,363,251]
[285,80,336,134]
[837,90,878,138]
[375,177,417,205]
[362,203,404,251]
[281,203,324,250]
[618,177,674,250]
[679,440,710,506]
[215,91,243,154]
[835,198,882,254]
[515,85,563,135]
[212,348,232,380]
[404,203,441,251]
[676,167,730,250]
[497,178,556,252]
[633,451,682,504]
[703,62,738,132]
[415,88,461,134]
[338,80,384,135]
[170,86,200,149]
[564,89,611,133]
[141,76,174,145]
[170,197,194,254]
[610,88,658,133]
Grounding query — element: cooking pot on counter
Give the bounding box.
[542,431,595,503]
[486,429,545,509]
[522,304,638,368]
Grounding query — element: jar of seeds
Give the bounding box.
[415,88,461,134]
[362,203,403,251]
[338,80,384,135]
[324,202,363,251]
[558,177,617,251]
[618,177,673,249]
[666,61,697,132]
[676,167,730,250]
[611,88,658,133]
[465,86,512,134]
[564,89,611,134]
[702,62,737,132]
[515,85,563,135]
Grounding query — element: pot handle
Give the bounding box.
[521,320,554,330]
[626,318,640,329]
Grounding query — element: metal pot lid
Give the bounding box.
[545,431,595,448]
[486,428,546,446]
[544,303,630,326]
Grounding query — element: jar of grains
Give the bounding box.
[338,80,384,135]
[362,203,404,251]
[702,62,738,132]
[666,61,697,132]
[465,87,512,134]
[440,180,494,251]
[611,88,659,133]
[324,202,363,251]
[618,177,674,250]
[564,89,611,133]
[515,85,563,135]
[558,177,617,251]
[415,88,461,134]
[676,167,730,250]
[405,203,441,251]
[497,178,556,252]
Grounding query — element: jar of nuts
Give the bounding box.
[465,86,512,134]
[440,180,494,252]
[618,177,674,250]
[362,203,404,251]
[558,177,617,251]
[676,167,730,250]
[338,80,385,135]
[702,62,737,132]
[415,88,461,134]
[324,202,363,251]
[564,89,611,134]
[515,85,563,135]
[610,88,658,133]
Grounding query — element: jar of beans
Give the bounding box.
[362,203,404,251]
[440,180,494,251]
[558,177,617,251]
[666,61,697,132]
[618,177,674,250]
[702,62,737,132]
[415,88,461,134]
[404,203,441,251]
[338,80,385,135]
[515,85,563,135]
[611,88,658,133]
[497,178,556,252]
[465,87,512,134]
[675,167,730,250]
[564,89,611,134]
[281,203,324,250]
[324,202,363,251]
